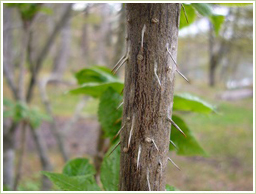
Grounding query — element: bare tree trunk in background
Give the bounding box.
[38,76,69,162]
[113,4,126,77]
[52,5,71,76]
[26,4,73,102]
[120,4,180,191]
[30,126,53,190]
[208,21,217,87]
[3,123,17,190]
[13,122,28,190]
[81,5,91,65]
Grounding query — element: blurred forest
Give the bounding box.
[2,3,253,191]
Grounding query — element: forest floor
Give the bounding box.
[5,81,254,191]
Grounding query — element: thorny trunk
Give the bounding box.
[120,4,180,191]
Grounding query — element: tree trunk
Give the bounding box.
[30,126,53,190]
[120,3,180,191]
[3,124,16,190]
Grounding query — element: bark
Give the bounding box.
[13,122,27,190]
[52,6,71,77]
[30,126,53,190]
[120,3,180,191]
[3,123,16,190]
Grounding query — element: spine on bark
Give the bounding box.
[119,4,182,191]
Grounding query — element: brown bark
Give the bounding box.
[119,3,180,191]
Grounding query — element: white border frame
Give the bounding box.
[1,1,255,193]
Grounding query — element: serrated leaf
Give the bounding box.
[191,3,213,16]
[166,184,179,191]
[62,158,96,177]
[42,172,100,191]
[180,4,197,29]
[100,145,120,191]
[173,93,215,114]
[170,115,207,156]
[69,82,124,98]
[210,15,225,35]
[98,88,123,138]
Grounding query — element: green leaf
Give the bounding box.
[210,15,225,35]
[166,184,179,191]
[98,88,123,138]
[170,115,207,156]
[42,172,100,191]
[191,3,213,16]
[75,66,118,85]
[69,82,124,98]
[62,158,96,177]
[180,4,197,29]
[100,145,120,191]
[173,93,215,114]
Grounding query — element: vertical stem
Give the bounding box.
[120,3,180,191]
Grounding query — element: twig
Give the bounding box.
[170,140,178,149]
[117,101,124,109]
[113,123,126,139]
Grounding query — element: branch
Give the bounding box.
[26,4,73,102]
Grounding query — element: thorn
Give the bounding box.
[168,157,181,171]
[147,167,151,191]
[158,159,163,175]
[154,60,161,87]
[141,24,146,48]
[107,141,120,157]
[113,123,126,139]
[152,139,159,151]
[181,4,189,24]
[176,68,189,83]
[111,55,125,73]
[112,56,128,75]
[117,101,124,109]
[170,140,178,149]
[127,115,135,149]
[167,117,186,137]
[137,144,141,170]
[166,43,189,83]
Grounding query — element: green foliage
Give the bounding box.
[166,184,179,191]
[3,98,51,129]
[100,145,120,191]
[4,3,43,22]
[189,3,225,36]
[180,4,196,29]
[42,172,100,191]
[173,93,216,113]
[70,66,123,98]
[170,115,207,156]
[209,15,225,35]
[191,3,213,16]
[98,88,122,138]
[62,158,96,176]
[75,66,118,85]
[43,158,100,191]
